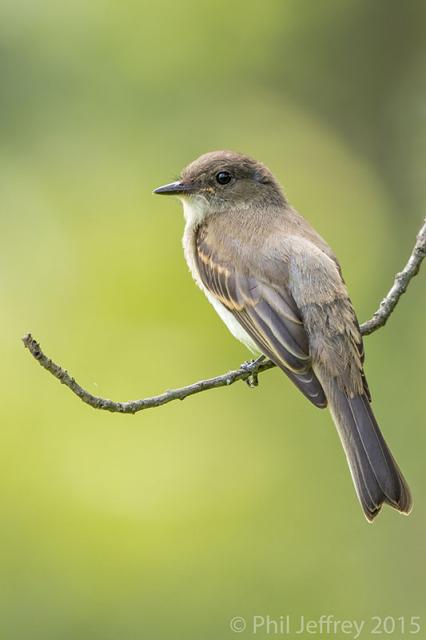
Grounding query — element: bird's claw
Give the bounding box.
[240,355,265,388]
[246,372,259,388]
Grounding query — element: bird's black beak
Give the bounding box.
[153,180,193,196]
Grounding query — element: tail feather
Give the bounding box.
[320,377,412,521]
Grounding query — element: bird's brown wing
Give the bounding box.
[195,228,327,408]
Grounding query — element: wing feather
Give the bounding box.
[195,227,327,408]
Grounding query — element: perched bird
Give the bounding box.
[154,150,412,521]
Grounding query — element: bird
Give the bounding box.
[154,150,412,521]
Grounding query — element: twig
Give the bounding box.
[361,218,426,335]
[22,218,426,414]
[21,337,275,414]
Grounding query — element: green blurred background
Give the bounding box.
[1,0,425,638]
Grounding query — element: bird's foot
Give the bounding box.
[241,355,265,388]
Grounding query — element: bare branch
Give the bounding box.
[22,335,275,414]
[361,218,426,335]
[22,218,426,414]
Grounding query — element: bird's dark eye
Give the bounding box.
[216,171,232,185]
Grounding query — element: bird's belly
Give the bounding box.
[203,289,260,354]
[182,222,260,354]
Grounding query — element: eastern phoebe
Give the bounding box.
[154,150,412,521]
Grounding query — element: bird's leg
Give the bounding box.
[240,355,265,388]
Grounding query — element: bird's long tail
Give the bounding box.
[319,376,412,521]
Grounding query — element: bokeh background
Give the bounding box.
[1,1,425,638]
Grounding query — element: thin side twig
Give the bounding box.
[22,218,426,414]
[361,218,426,335]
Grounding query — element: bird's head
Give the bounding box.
[154,150,285,224]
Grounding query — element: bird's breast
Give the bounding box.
[182,222,259,354]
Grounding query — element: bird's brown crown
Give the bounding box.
[180,150,285,207]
